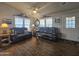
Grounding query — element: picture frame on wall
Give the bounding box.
[2,19,12,24]
[5,19,12,24]
[55,17,61,23]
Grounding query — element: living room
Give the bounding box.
[0,2,79,56]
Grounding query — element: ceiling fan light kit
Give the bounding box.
[33,10,37,14]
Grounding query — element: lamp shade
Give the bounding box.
[1,23,9,28]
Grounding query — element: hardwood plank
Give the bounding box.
[0,37,79,56]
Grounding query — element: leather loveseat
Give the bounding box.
[36,27,61,41]
[10,28,32,43]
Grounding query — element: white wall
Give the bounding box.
[0,3,20,20]
[50,9,79,42]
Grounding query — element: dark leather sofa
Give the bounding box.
[10,28,32,43]
[36,27,61,41]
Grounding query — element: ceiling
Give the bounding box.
[0,2,79,19]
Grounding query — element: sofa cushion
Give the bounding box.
[12,28,27,34]
[10,31,32,43]
[37,27,60,41]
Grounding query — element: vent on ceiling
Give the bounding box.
[62,2,66,5]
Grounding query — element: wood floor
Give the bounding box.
[0,37,79,56]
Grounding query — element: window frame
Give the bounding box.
[14,16,24,28]
[65,16,75,29]
[39,18,45,27]
[14,16,31,29]
[24,18,30,30]
[45,17,53,27]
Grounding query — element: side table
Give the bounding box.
[0,34,11,47]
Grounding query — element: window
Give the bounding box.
[39,19,45,27]
[66,16,75,28]
[46,17,52,27]
[15,16,24,28]
[14,16,30,30]
[24,18,30,30]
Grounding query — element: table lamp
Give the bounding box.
[0,23,9,34]
[1,23,9,28]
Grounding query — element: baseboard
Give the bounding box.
[59,38,79,45]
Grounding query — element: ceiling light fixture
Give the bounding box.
[35,8,38,11]
[33,10,37,14]
[33,8,38,14]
